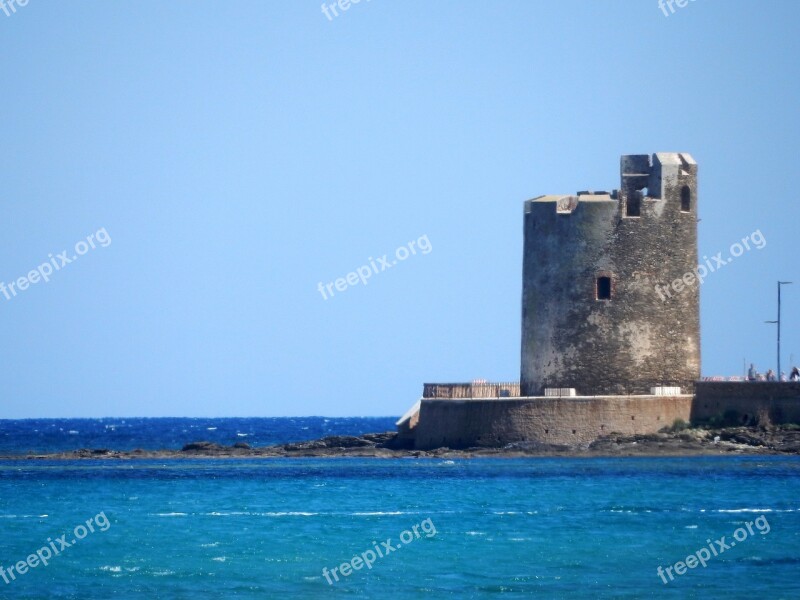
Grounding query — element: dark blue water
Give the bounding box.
[0,417,398,455]
[0,420,799,598]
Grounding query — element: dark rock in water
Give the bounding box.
[284,435,372,451]
[364,432,410,448]
[233,442,251,449]
[181,441,224,452]
[69,448,117,458]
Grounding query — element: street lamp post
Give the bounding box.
[765,319,777,378]
[778,281,792,377]
[767,282,793,378]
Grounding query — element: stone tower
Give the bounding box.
[520,153,700,396]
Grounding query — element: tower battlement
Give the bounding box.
[526,152,697,219]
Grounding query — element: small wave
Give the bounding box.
[466,531,486,536]
[201,542,220,548]
[685,525,698,529]
[152,512,188,517]
[716,508,789,513]
[205,511,252,517]
[211,557,226,562]
[237,433,248,437]
[68,430,79,435]
[352,511,405,516]
[152,570,175,577]
[100,566,122,573]
[263,512,317,517]
[207,427,218,431]
[740,556,800,566]
[205,511,319,517]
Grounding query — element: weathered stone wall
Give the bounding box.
[520,153,700,396]
[412,396,693,449]
[693,382,800,425]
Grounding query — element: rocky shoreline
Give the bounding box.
[4,426,800,460]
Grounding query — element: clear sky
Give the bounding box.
[0,0,797,417]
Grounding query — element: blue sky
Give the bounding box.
[0,0,797,417]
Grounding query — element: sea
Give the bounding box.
[0,418,798,599]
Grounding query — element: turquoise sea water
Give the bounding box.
[1,455,799,599]
[0,420,799,598]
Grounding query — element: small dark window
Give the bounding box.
[596,276,612,300]
[681,186,691,212]
[626,193,641,217]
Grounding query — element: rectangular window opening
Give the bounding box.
[626,195,641,217]
[596,276,612,300]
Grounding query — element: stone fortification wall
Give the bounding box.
[412,395,693,449]
[692,382,800,425]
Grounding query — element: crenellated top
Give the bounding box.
[524,152,696,216]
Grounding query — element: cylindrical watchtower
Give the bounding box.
[520,153,700,396]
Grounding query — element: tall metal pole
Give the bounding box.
[778,281,793,378]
